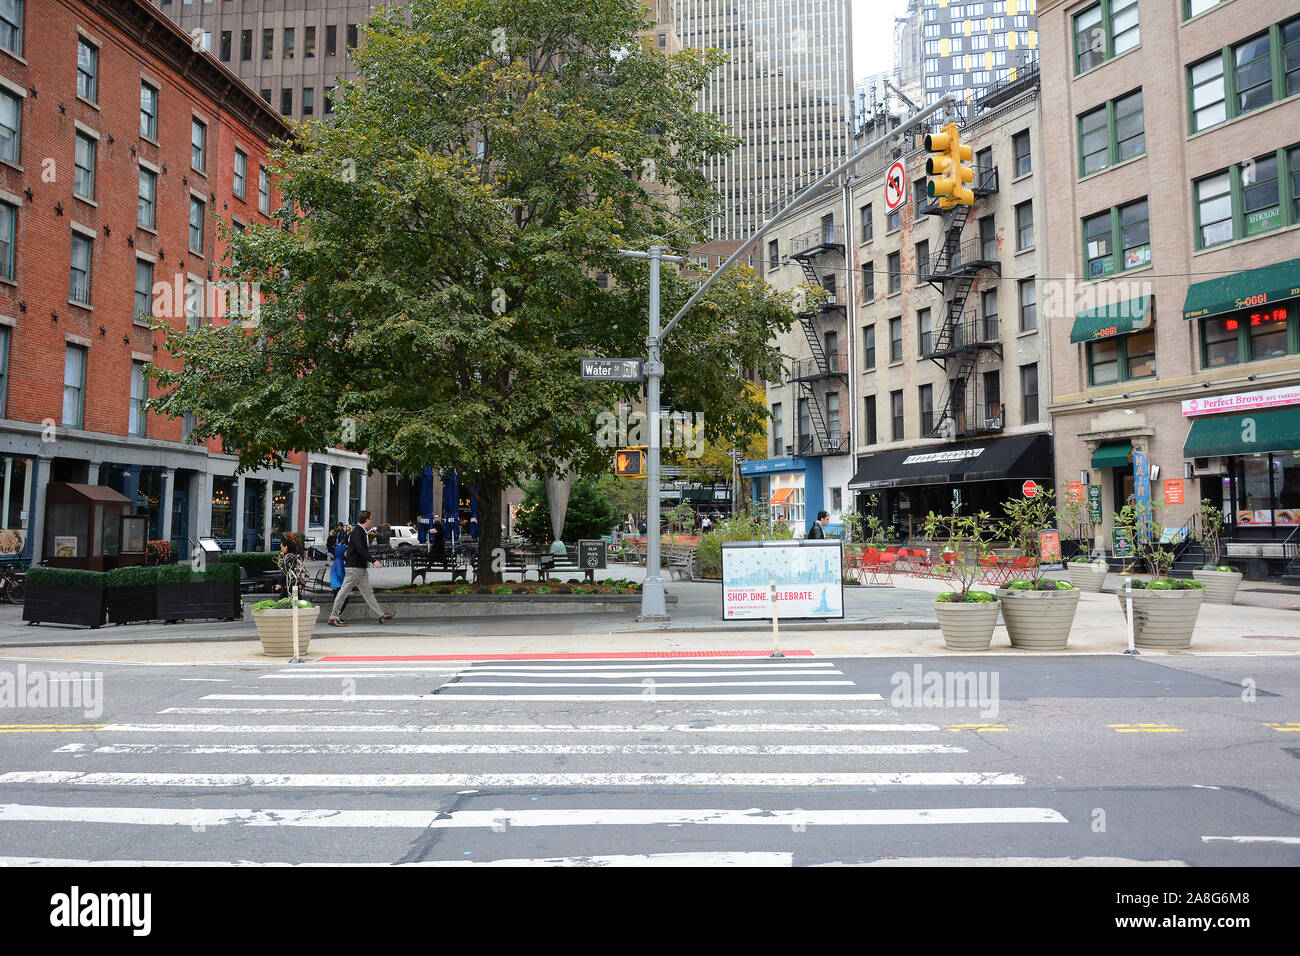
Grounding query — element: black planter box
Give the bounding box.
[23,585,107,628]
[157,580,241,622]
[107,585,159,624]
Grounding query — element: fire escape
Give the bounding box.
[918,161,1002,440]
[787,217,848,457]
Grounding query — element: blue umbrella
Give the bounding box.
[417,467,434,544]
[465,481,480,539]
[442,471,459,543]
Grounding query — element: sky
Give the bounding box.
[852,0,909,83]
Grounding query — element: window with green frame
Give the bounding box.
[1185,0,1228,18]
[1194,145,1300,248]
[1201,301,1299,369]
[1073,0,1139,75]
[1082,198,1149,278]
[1187,16,1300,134]
[1078,88,1144,176]
[1087,328,1156,386]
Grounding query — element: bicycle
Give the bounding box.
[0,563,25,604]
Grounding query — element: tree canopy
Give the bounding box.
[149,0,799,580]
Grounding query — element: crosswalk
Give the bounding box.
[0,656,1075,866]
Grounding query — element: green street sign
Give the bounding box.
[1087,485,1102,523]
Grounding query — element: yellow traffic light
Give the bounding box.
[614,448,645,479]
[924,122,974,209]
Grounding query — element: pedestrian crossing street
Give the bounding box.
[0,656,1076,866]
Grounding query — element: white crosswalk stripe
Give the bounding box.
[0,656,1070,866]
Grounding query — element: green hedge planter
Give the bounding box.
[158,564,241,622]
[24,567,108,629]
[107,566,161,625]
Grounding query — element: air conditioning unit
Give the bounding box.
[983,415,1003,430]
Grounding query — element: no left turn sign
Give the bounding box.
[885,161,906,212]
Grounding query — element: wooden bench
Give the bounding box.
[410,551,469,585]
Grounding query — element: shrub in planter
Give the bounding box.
[24,567,108,628]
[157,561,240,621]
[145,540,174,566]
[1067,559,1109,592]
[923,506,1001,651]
[106,565,161,624]
[251,598,318,657]
[1119,578,1206,649]
[219,552,281,575]
[997,577,1080,650]
[1192,504,1242,604]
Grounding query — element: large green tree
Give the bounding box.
[150,0,798,582]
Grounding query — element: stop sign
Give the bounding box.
[1022,480,1038,498]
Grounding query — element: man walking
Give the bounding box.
[329,511,395,627]
[808,510,830,539]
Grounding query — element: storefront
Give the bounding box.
[740,456,824,536]
[0,453,34,560]
[1182,387,1300,537]
[99,464,167,544]
[849,434,1053,539]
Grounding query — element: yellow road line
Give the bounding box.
[944,724,1009,732]
[1108,723,1186,733]
[0,725,107,733]
[1263,722,1300,732]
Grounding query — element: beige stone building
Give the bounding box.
[1038,0,1300,578]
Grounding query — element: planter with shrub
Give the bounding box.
[934,590,1001,650]
[1118,578,1206,649]
[996,578,1080,650]
[106,565,161,624]
[924,506,1000,651]
[1067,559,1109,592]
[23,567,108,628]
[1191,504,1240,604]
[158,562,241,622]
[251,597,318,656]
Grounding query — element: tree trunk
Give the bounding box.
[474,470,504,585]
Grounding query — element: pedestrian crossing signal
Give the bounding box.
[614,448,645,479]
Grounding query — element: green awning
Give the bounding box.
[1091,442,1133,469]
[1069,296,1151,343]
[1183,407,1300,457]
[1182,257,1300,320]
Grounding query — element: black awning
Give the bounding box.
[849,433,1053,491]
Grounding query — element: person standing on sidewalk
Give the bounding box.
[329,511,395,627]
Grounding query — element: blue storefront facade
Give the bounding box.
[740,456,825,537]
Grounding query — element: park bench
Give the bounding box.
[410,550,470,585]
[662,544,698,581]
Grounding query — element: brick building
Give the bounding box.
[0,0,368,564]
[1038,0,1300,575]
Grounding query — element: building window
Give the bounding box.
[309,463,326,524]
[324,86,335,114]
[76,38,97,103]
[886,207,900,231]
[1189,19,1300,133]
[219,30,230,62]
[1185,0,1227,16]
[0,325,8,417]
[889,316,903,363]
[189,196,204,253]
[1082,198,1149,277]
[191,118,206,172]
[1012,129,1031,177]
[140,83,158,140]
[129,361,147,437]
[63,345,86,428]
[260,89,271,104]
[827,393,840,446]
[767,239,778,269]
[1015,201,1033,250]
[305,25,316,58]
[241,28,252,61]
[860,203,872,242]
[233,149,247,200]
[917,307,932,356]
[890,390,904,441]
[798,399,811,450]
[281,89,293,116]
[73,131,95,200]
[258,165,270,215]
[263,28,273,60]
[919,384,934,436]
[283,26,294,59]
[347,24,358,49]
[981,288,999,340]
[887,252,900,293]
[0,88,19,164]
[863,395,877,446]
[183,411,195,444]
[326,24,337,56]
[69,232,91,305]
[978,215,996,260]
[1018,277,1036,332]
[658,32,666,49]
[0,201,14,281]
[1020,364,1039,424]
[134,258,153,325]
[1195,148,1299,248]
[861,263,874,302]
[863,324,875,370]
[1087,329,1156,385]
[983,370,1001,425]
[915,239,929,278]
[0,0,22,56]
[137,166,156,229]
[1079,89,1145,177]
[771,403,783,456]
[1073,0,1138,75]
[1201,302,1298,368]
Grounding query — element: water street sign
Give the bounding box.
[581,358,643,381]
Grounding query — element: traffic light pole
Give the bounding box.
[621,94,954,622]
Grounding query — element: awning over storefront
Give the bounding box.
[1182,407,1300,457]
[1182,257,1300,320]
[769,487,794,505]
[1069,296,1151,343]
[849,434,1052,490]
[1091,441,1133,469]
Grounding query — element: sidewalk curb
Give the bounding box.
[624,619,940,633]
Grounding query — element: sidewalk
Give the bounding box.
[1,567,1296,663]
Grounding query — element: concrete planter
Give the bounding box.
[1117,589,1203,649]
[252,606,319,657]
[1192,568,1241,605]
[996,588,1080,650]
[1067,562,1108,593]
[933,598,1000,651]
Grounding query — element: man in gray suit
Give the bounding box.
[328,511,395,627]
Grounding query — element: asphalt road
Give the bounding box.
[0,653,1296,866]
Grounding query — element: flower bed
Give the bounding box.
[386,577,644,597]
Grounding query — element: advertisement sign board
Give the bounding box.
[1038,529,1061,568]
[721,540,844,620]
[1087,485,1103,523]
[1163,479,1184,505]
